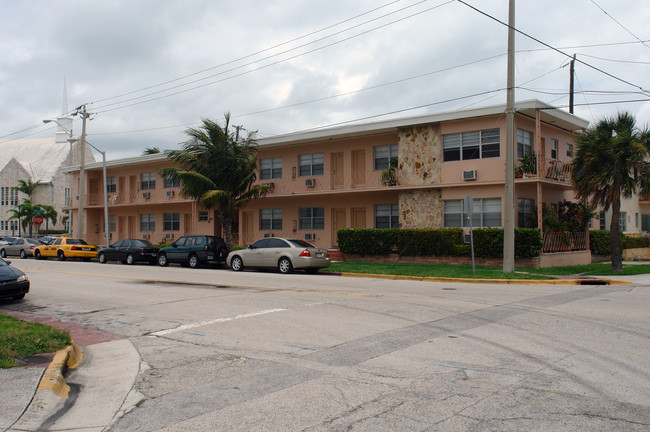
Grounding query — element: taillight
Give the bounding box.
[299,249,311,257]
[326,250,330,258]
[204,246,208,251]
[71,246,78,250]
[30,245,35,250]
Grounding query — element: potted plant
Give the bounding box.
[516,151,537,178]
[381,158,398,186]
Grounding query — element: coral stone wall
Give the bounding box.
[399,189,443,229]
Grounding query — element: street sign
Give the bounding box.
[34,209,44,215]
[32,214,44,225]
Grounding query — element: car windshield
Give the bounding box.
[287,239,315,248]
[133,240,154,247]
[26,238,40,245]
[67,239,89,245]
[0,258,8,267]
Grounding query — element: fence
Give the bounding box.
[542,231,588,253]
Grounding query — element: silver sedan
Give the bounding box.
[226,238,331,274]
[0,237,41,259]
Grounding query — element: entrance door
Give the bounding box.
[331,152,344,189]
[242,211,254,246]
[351,207,366,228]
[331,208,346,246]
[184,214,192,235]
[352,150,365,187]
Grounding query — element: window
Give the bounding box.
[444,198,502,228]
[141,172,156,190]
[619,212,627,232]
[374,144,398,170]
[517,129,533,157]
[140,214,155,231]
[299,153,324,176]
[375,204,399,229]
[64,187,71,206]
[1,187,5,206]
[163,213,180,231]
[260,208,282,230]
[108,215,117,232]
[566,144,573,157]
[106,176,117,193]
[442,129,500,162]
[551,139,558,159]
[599,211,606,230]
[299,207,324,230]
[164,175,180,188]
[260,158,282,179]
[635,212,639,228]
[518,198,535,228]
[642,214,650,231]
[198,211,208,222]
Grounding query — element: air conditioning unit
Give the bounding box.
[165,233,174,240]
[263,233,274,238]
[305,178,315,188]
[166,190,175,198]
[304,233,315,241]
[142,234,150,240]
[142,192,151,199]
[262,182,275,191]
[462,170,477,181]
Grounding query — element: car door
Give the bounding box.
[7,238,23,256]
[168,236,187,262]
[110,239,126,261]
[263,238,290,267]
[45,238,63,257]
[246,239,269,267]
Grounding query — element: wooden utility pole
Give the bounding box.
[569,54,576,113]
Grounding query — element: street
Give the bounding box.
[2,259,649,431]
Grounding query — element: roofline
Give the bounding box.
[63,152,169,173]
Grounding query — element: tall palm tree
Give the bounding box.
[159,114,267,249]
[143,147,162,155]
[13,179,40,200]
[8,200,43,237]
[40,205,58,235]
[571,112,650,272]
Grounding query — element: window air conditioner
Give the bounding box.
[142,234,150,240]
[304,233,315,241]
[142,192,151,199]
[462,170,477,181]
[165,233,174,240]
[263,233,274,238]
[262,182,275,191]
[305,178,315,188]
[166,190,175,198]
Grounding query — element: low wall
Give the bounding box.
[539,250,591,268]
[622,247,650,261]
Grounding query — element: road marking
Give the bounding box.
[284,345,317,351]
[531,392,556,405]
[149,308,288,336]
[618,353,633,360]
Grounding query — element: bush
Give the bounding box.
[623,236,650,249]
[588,230,629,255]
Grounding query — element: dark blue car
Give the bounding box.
[0,258,30,301]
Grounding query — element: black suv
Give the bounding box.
[157,235,228,268]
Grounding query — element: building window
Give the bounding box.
[299,153,324,176]
[198,211,208,222]
[141,172,156,190]
[599,211,606,230]
[299,207,324,230]
[517,129,533,157]
[64,187,71,206]
[163,213,180,231]
[10,188,18,206]
[260,208,282,230]
[442,129,500,162]
[566,144,573,157]
[108,215,117,232]
[164,175,180,188]
[642,214,650,231]
[619,212,627,232]
[444,198,502,228]
[1,187,5,206]
[375,204,399,229]
[518,198,535,228]
[106,176,117,193]
[374,145,398,170]
[551,139,558,159]
[140,214,155,231]
[260,158,282,180]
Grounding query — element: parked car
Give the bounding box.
[98,239,159,265]
[38,235,60,245]
[226,238,331,274]
[0,237,42,259]
[157,235,228,268]
[33,236,98,261]
[0,236,17,246]
[0,257,29,301]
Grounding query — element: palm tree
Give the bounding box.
[8,200,43,237]
[143,147,162,155]
[40,205,58,235]
[571,112,650,272]
[159,114,267,249]
[13,179,40,200]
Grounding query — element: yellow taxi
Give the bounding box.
[33,236,98,261]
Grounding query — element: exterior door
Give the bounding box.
[352,207,366,228]
[184,214,192,235]
[331,152,344,189]
[352,150,365,187]
[331,208,346,246]
[242,211,254,246]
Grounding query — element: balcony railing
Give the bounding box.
[77,189,183,206]
[516,157,571,183]
[542,231,588,253]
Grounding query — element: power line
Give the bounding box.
[589,0,650,50]
[574,53,650,65]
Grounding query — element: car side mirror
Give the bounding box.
[247,244,253,249]
[4,260,11,265]
[172,242,177,247]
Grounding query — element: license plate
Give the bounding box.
[82,248,91,251]
[208,255,214,260]
[316,253,323,258]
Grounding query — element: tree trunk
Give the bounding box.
[610,177,623,272]
[219,210,234,251]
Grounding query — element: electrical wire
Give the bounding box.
[589,0,650,50]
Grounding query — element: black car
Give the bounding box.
[157,235,228,268]
[98,239,159,265]
[0,258,29,301]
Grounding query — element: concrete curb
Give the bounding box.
[36,341,84,399]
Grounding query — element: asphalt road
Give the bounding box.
[3,259,649,431]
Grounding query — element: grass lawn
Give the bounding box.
[324,261,650,279]
[0,314,71,368]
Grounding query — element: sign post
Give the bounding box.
[464,194,476,277]
[32,214,44,238]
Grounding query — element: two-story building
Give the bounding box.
[66,100,592,255]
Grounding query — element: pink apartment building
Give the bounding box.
[65,100,590,261]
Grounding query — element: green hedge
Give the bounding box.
[337,228,543,259]
[623,236,650,249]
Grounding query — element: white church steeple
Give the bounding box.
[55,78,74,143]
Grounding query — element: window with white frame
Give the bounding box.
[566,143,573,157]
[619,212,627,232]
[198,211,208,222]
[141,172,156,190]
[518,198,535,228]
[642,214,650,231]
[1,187,5,206]
[260,158,282,180]
[10,188,18,205]
[164,174,180,188]
[163,212,180,231]
[551,139,558,159]
[299,153,324,176]
[260,208,282,230]
[444,198,502,228]
[106,176,117,193]
[299,207,324,230]
[374,144,398,170]
[517,129,533,157]
[108,215,117,232]
[443,129,500,162]
[375,204,399,228]
[140,214,155,231]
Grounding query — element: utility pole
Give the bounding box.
[75,105,89,239]
[503,0,516,273]
[569,54,576,114]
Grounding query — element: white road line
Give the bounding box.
[150,308,288,336]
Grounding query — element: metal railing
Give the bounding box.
[542,231,588,253]
[516,157,571,183]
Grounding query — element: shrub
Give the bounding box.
[623,236,650,249]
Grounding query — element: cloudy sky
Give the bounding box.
[2,0,649,161]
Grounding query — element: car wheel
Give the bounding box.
[278,257,293,274]
[188,254,199,269]
[20,250,27,259]
[12,294,25,300]
[126,254,135,265]
[98,252,107,264]
[158,253,168,267]
[34,250,42,260]
[57,250,66,261]
[230,256,244,272]
[0,249,5,258]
